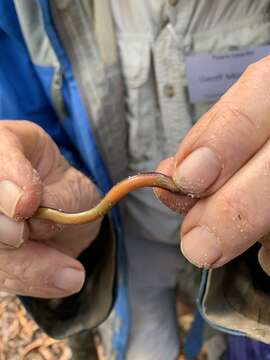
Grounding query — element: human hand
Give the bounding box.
[156,56,270,273]
[0,121,102,298]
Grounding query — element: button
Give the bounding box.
[164,84,175,98]
[169,0,179,6]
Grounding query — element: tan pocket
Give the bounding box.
[118,35,158,168]
[119,37,151,89]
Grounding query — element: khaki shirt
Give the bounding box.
[111,1,270,343]
[111,0,270,245]
[14,0,270,346]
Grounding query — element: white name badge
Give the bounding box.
[185,45,270,103]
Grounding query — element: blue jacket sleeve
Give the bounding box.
[0,23,87,175]
[0,2,116,338]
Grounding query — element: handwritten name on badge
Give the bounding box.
[185,46,270,103]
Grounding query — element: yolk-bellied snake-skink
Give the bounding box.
[33,171,270,277]
[34,172,184,225]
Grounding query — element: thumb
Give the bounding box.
[0,122,44,219]
[154,157,197,214]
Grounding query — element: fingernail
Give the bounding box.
[0,181,24,217]
[53,268,85,293]
[181,226,222,268]
[258,246,270,277]
[174,147,221,195]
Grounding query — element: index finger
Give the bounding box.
[173,55,270,197]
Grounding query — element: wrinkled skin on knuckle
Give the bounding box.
[60,167,101,212]
[241,57,270,98]
[0,126,22,149]
[0,243,61,296]
[0,255,33,294]
[216,102,257,133]
[0,268,16,288]
[213,194,259,264]
[221,192,255,234]
[15,258,37,284]
[179,102,254,157]
[36,137,62,181]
